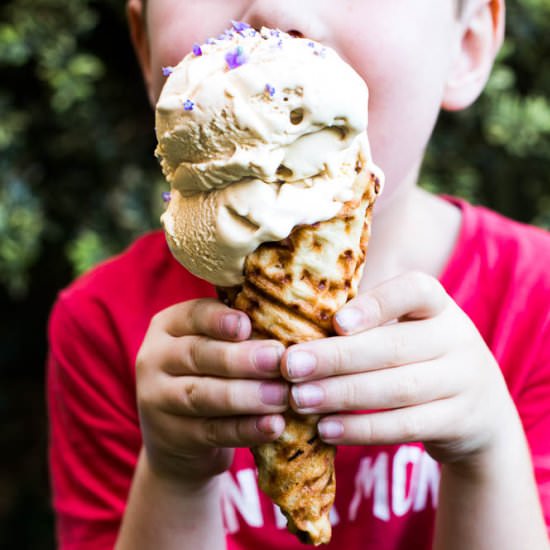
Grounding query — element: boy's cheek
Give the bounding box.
[148,29,195,102]
[146,0,250,102]
[339,17,456,191]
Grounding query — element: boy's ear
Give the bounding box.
[127,0,155,106]
[442,0,505,111]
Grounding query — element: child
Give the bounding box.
[47,1,550,549]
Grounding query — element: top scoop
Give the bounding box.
[156,23,382,286]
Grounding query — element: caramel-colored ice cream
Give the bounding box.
[156,25,382,287]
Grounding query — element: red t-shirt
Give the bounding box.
[47,198,550,549]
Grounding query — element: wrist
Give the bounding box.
[443,403,526,481]
[142,448,222,496]
[116,448,225,550]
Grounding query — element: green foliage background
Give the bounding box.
[0,1,549,548]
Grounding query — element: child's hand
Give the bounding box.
[135,298,287,485]
[282,272,516,466]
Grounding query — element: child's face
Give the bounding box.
[138,0,496,200]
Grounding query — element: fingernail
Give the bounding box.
[292,384,324,409]
[260,383,287,406]
[318,419,344,440]
[221,314,241,339]
[254,346,283,374]
[335,307,363,333]
[286,350,316,379]
[256,415,284,435]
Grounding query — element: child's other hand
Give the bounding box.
[136,298,287,486]
[282,272,516,467]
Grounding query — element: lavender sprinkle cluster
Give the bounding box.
[163,24,328,101]
[225,46,248,70]
[265,83,276,98]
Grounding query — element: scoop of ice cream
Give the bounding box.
[156,24,382,286]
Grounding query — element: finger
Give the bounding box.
[290,359,456,414]
[149,413,286,450]
[151,298,251,341]
[334,271,449,335]
[154,375,289,417]
[164,335,284,379]
[200,414,286,447]
[317,400,454,446]
[283,314,450,382]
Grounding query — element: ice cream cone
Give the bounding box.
[217,154,380,545]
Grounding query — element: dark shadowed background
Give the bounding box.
[1,1,550,548]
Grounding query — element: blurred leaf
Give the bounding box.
[66,229,112,276]
[0,177,44,297]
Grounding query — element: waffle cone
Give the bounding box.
[218,151,380,545]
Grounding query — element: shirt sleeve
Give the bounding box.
[516,317,550,537]
[47,292,142,550]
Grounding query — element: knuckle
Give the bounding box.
[202,418,220,447]
[181,380,202,416]
[392,374,419,406]
[137,378,159,415]
[333,341,353,375]
[135,348,149,378]
[186,299,202,332]
[358,416,374,443]
[186,336,204,374]
[365,292,385,325]
[339,379,359,410]
[406,271,434,298]
[135,342,161,382]
[235,417,253,444]
[210,380,241,413]
[388,331,408,366]
[149,311,165,332]
[220,344,236,375]
[398,412,422,441]
[137,385,153,412]
[223,381,240,411]
[408,271,448,309]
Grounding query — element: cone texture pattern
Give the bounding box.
[218,152,381,545]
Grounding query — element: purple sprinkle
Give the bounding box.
[192,43,202,56]
[270,29,280,37]
[207,38,217,45]
[308,41,315,48]
[231,20,251,33]
[225,46,247,70]
[162,66,174,77]
[265,83,275,97]
[277,39,283,48]
[162,192,171,203]
[183,99,195,111]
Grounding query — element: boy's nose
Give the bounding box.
[242,0,328,43]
